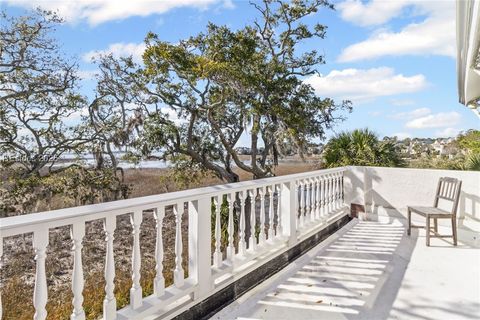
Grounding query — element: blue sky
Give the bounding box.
[2,0,479,144]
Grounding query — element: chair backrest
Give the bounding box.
[433,177,462,215]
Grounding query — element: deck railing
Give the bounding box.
[0,167,348,320]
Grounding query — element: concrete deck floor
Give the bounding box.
[212,216,480,320]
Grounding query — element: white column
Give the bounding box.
[174,202,185,287]
[103,216,116,320]
[213,196,222,267]
[189,197,212,298]
[71,222,85,320]
[259,187,266,244]
[281,181,297,246]
[309,179,315,222]
[227,193,235,260]
[130,211,143,309]
[153,207,165,297]
[248,190,257,252]
[238,191,247,256]
[33,228,49,320]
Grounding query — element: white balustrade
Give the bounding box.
[267,186,275,242]
[227,193,235,260]
[238,191,247,256]
[248,189,257,252]
[259,188,266,244]
[130,211,143,309]
[174,202,184,287]
[154,207,165,297]
[71,222,85,320]
[0,167,347,320]
[213,196,222,267]
[276,184,282,237]
[103,216,116,320]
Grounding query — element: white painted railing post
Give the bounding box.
[130,211,143,309]
[299,180,305,228]
[259,187,266,244]
[71,222,85,320]
[248,189,257,252]
[213,196,222,267]
[267,186,275,242]
[275,185,282,237]
[103,216,116,320]
[238,191,247,255]
[226,193,235,260]
[153,207,165,297]
[315,177,321,220]
[189,197,212,298]
[281,181,297,246]
[33,227,49,320]
[174,202,185,287]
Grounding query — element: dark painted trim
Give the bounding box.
[174,214,351,320]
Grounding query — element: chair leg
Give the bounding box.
[426,216,430,246]
[452,217,457,246]
[434,218,438,233]
[407,208,411,236]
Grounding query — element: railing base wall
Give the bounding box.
[172,214,352,320]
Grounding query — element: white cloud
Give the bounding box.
[83,42,146,63]
[391,107,431,120]
[337,0,455,62]
[5,0,220,25]
[337,0,410,27]
[305,67,427,101]
[406,111,462,129]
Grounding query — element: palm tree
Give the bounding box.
[323,128,405,168]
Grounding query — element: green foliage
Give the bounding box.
[0,166,130,216]
[323,128,405,168]
[457,129,480,153]
[130,0,351,182]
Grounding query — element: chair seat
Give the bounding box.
[408,206,452,217]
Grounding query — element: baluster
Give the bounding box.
[238,191,247,256]
[337,172,342,208]
[154,207,165,297]
[276,184,282,237]
[249,189,257,251]
[333,174,338,210]
[259,187,266,244]
[227,193,235,260]
[299,180,305,228]
[320,177,326,220]
[330,175,335,213]
[103,216,116,320]
[0,240,2,320]
[33,229,49,320]
[309,179,315,222]
[340,171,345,207]
[174,202,184,287]
[324,176,330,216]
[267,186,275,241]
[213,196,222,267]
[71,222,85,320]
[306,179,311,224]
[315,177,321,220]
[130,211,143,309]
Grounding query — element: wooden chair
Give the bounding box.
[407,177,462,246]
